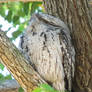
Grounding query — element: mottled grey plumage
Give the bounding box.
[20,13,75,92]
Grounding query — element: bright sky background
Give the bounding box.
[0,15,20,48]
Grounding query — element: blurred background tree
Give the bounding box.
[0,1,44,40]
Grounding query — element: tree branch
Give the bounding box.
[0,30,46,92]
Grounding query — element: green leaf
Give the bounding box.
[31,2,42,15]
[32,84,59,92]
[0,64,4,70]
[23,3,30,15]
[17,10,25,17]
[18,24,25,31]
[0,4,7,17]
[40,84,54,90]
[12,30,21,39]
[32,88,42,92]
[5,74,12,80]
[13,15,20,24]
[12,24,24,39]
[40,84,58,92]
[18,87,24,92]
[5,10,12,22]
[0,74,4,80]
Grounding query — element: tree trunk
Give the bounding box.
[43,0,92,92]
[0,30,46,92]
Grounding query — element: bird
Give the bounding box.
[19,13,75,92]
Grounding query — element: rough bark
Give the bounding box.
[43,0,92,92]
[0,80,20,92]
[0,30,46,92]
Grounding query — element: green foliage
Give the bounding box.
[0,63,4,70]
[31,2,43,15]
[0,74,5,80]
[0,2,32,24]
[4,74,12,80]
[12,23,25,39]
[32,84,59,92]
[18,87,24,92]
[0,64,12,82]
[0,2,31,39]
[0,73,12,81]
[0,1,44,40]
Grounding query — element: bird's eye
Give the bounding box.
[32,32,37,36]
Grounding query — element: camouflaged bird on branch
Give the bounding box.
[20,13,75,92]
